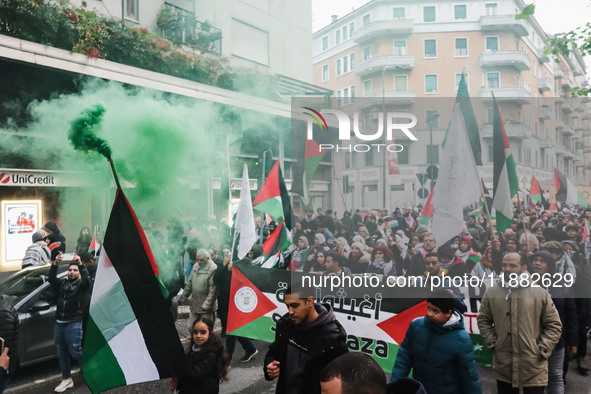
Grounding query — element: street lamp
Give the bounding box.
[426,112,440,190]
[382,65,401,212]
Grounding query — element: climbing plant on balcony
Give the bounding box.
[0,0,278,99]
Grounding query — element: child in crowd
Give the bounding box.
[169,318,229,394]
[389,289,481,394]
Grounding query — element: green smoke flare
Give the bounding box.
[68,104,112,159]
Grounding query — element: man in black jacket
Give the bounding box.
[0,293,18,393]
[49,252,90,393]
[264,284,348,394]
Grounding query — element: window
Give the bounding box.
[425,74,438,93]
[125,0,139,20]
[364,80,372,96]
[345,152,351,169]
[426,110,439,127]
[486,36,499,51]
[342,26,348,41]
[322,65,329,81]
[424,6,436,22]
[393,7,405,18]
[366,151,374,166]
[455,38,468,56]
[485,3,498,16]
[455,73,469,92]
[394,40,407,56]
[427,145,439,164]
[424,39,437,58]
[394,75,407,92]
[454,4,467,19]
[351,85,356,97]
[350,53,355,68]
[336,59,342,76]
[336,30,341,45]
[343,56,349,73]
[398,146,409,164]
[363,14,370,26]
[322,36,328,50]
[349,22,355,35]
[363,46,371,61]
[487,72,500,88]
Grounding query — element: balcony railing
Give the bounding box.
[353,55,415,77]
[480,87,531,105]
[162,18,222,55]
[352,19,414,43]
[480,51,530,71]
[538,106,553,120]
[538,77,552,92]
[479,15,528,37]
[480,122,531,139]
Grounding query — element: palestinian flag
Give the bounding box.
[554,168,589,208]
[582,219,590,242]
[441,72,482,165]
[82,190,187,393]
[386,220,400,230]
[253,161,292,229]
[291,138,327,208]
[88,231,96,253]
[227,264,449,372]
[548,202,558,213]
[260,220,291,268]
[529,176,543,209]
[419,185,435,225]
[491,97,519,234]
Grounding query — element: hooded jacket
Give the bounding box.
[390,313,481,394]
[477,276,562,387]
[264,303,348,394]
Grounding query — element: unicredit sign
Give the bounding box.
[0,169,92,187]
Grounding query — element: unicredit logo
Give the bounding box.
[0,172,56,185]
[0,173,9,184]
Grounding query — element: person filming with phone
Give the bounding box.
[49,252,90,393]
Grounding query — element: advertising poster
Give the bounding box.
[1,200,43,266]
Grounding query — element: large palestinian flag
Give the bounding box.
[491,98,519,234]
[82,190,187,393]
[554,168,589,208]
[227,264,493,371]
[253,161,292,229]
[260,220,291,268]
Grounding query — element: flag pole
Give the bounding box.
[230,229,239,262]
[226,135,233,226]
[107,158,122,190]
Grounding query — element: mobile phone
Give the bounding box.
[0,337,4,354]
[61,253,75,261]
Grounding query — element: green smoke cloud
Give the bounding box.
[68,104,112,160]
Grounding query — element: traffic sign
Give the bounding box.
[416,173,428,186]
[418,187,429,199]
[426,165,439,180]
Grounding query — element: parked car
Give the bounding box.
[0,264,68,367]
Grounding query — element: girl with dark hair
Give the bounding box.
[169,317,229,394]
[76,227,92,255]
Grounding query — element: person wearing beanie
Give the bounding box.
[21,229,51,269]
[346,242,371,274]
[531,250,578,392]
[42,221,66,254]
[541,241,577,281]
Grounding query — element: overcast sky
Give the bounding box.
[312,0,591,35]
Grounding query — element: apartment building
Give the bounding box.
[313,0,590,210]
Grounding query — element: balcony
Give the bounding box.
[538,105,553,120]
[354,91,416,109]
[562,76,574,90]
[538,137,553,149]
[538,77,552,92]
[353,55,415,77]
[535,47,550,64]
[480,122,531,139]
[563,124,575,136]
[479,15,528,37]
[480,51,530,71]
[554,69,564,79]
[480,87,531,105]
[555,118,566,128]
[352,19,414,43]
[562,100,574,114]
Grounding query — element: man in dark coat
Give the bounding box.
[264,284,348,394]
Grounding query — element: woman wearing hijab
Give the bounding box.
[334,237,351,257]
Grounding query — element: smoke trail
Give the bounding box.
[68,104,112,160]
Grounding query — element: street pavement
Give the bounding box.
[3,302,590,393]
